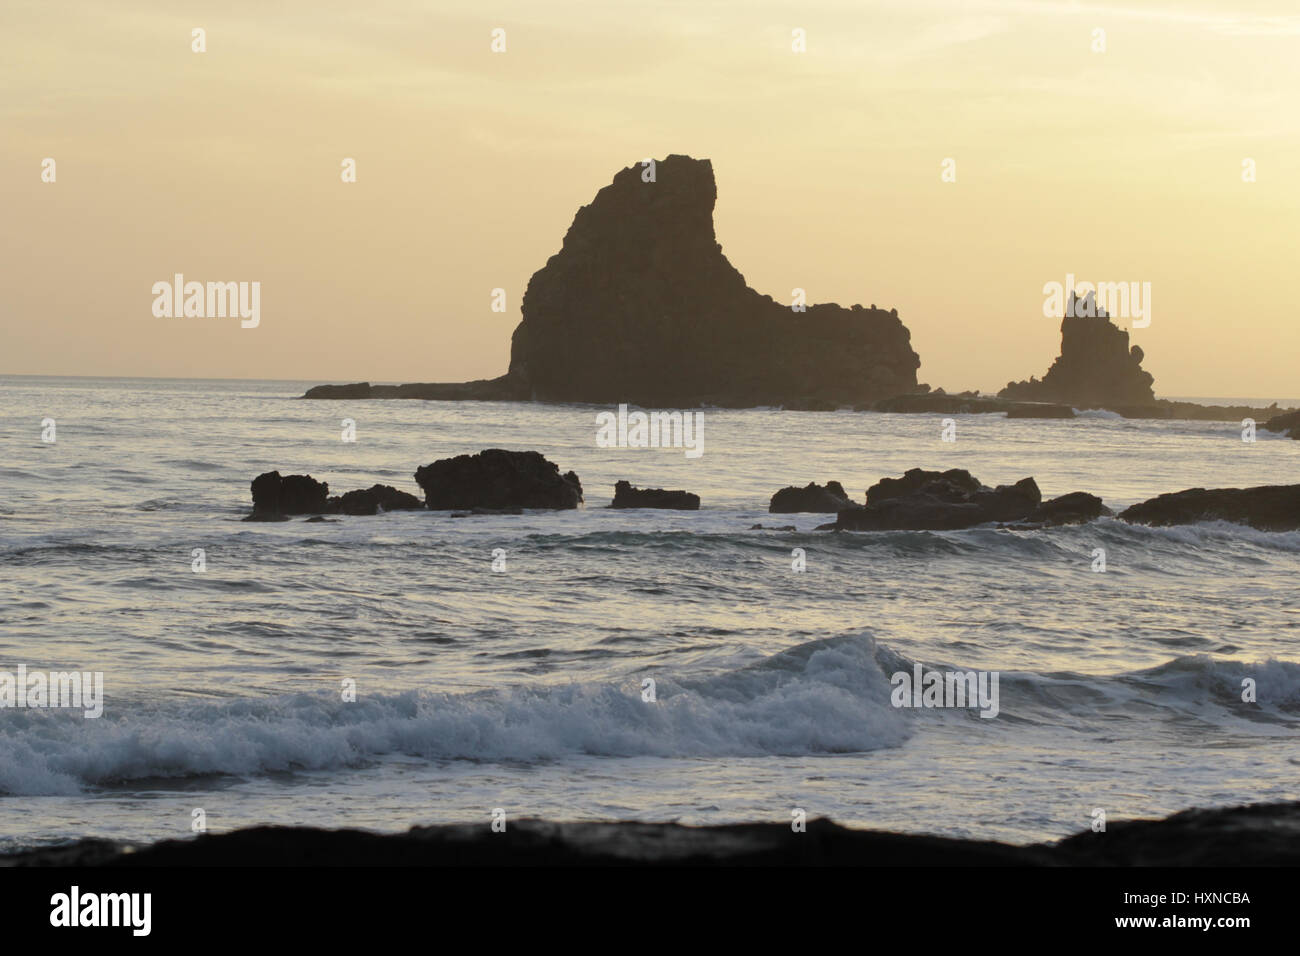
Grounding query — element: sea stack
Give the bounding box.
[999,292,1155,409]
[304,155,922,407]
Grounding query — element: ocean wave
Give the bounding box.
[3,633,1295,796]
[0,635,911,795]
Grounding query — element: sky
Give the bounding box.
[2,0,1297,398]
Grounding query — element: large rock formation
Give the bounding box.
[304,155,920,407]
[1000,292,1155,408]
[414,449,583,511]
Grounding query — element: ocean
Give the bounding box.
[1,376,1297,853]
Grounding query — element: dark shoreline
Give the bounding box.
[298,383,1296,424]
[7,801,1299,866]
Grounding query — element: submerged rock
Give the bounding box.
[1119,485,1300,531]
[415,449,583,511]
[769,481,853,513]
[610,480,700,510]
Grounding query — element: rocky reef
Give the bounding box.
[610,480,699,510]
[812,467,1295,532]
[304,155,920,407]
[414,449,582,511]
[1000,292,1155,408]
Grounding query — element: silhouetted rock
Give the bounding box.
[450,507,525,517]
[833,470,1041,531]
[414,449,583,511]
[610,480,700,510]
[769,481,854,513]
[1119,485,1300,531]
[1027,492,1110,525]
[305,156,919,407]
[867,468,982,505]
[1005,404,1075,419]
[330,484,423,516]
[248,471,330,519]
[1000,292,1155,408]
[302,382,373,399]
[1263,409,1300,439]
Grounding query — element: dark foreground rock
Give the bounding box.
[769,481,854,513]
[1119,485,1300,532]
[6,801,1299,866]
[1000,292,1155,408]
[305,155,920,408]
[610,480,700,510]
[415,449,583,511]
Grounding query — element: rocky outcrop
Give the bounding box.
[302,379,526,401]
[330,484,423,516]
[769,481,854,513]
[1119,485,1300,531]
[304,156,920,408]
[832,471,1043,531]
[610,480,700,510]
[414,449,583,511]
[248,471,330,520]
[1000,292,1155,408]
[826,469,1110,531]
[1263,409,1300,439]
[248,473,423,519]
[866,468,984,505]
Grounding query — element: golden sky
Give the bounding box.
[2,0,1297,398]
